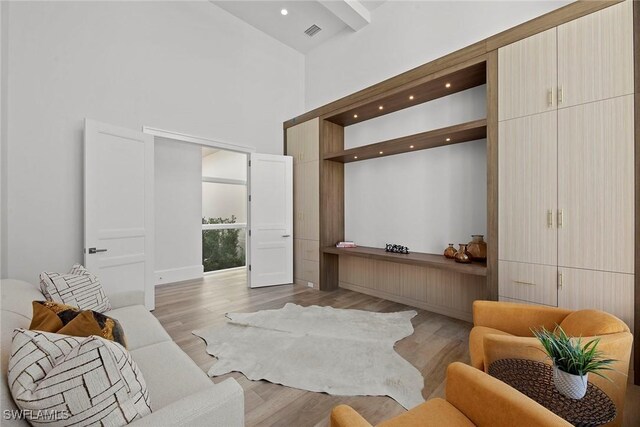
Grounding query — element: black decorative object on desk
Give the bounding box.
[385,244,410,254]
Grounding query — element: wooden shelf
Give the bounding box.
[322,246,487,277]
[324,61,487,127]
[323,119,487,163]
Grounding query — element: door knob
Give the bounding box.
[88,248,108,254]
[282,234,291,238]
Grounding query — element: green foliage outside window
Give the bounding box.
[202,216,246,272]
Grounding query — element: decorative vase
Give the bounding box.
[466,235,487,261]
[454,244,471,263]
[443,244,456,259]
[553,365,588,399]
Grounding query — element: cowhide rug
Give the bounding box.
[192,303,424,409]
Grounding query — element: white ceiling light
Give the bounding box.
[281,8,288,16]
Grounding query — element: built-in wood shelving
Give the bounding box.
[323,61,487,127]
[323,119,487,163]
[322,246,487,277]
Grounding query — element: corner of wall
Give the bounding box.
[1,1,9,279]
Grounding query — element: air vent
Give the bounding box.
[304,24,322,37]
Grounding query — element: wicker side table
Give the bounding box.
[488,359,616,427]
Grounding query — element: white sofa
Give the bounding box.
[0,279,244,426]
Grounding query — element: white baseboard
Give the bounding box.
[155,265,203,286]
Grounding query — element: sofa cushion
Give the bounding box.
[1,279,44,317]
[559,309,629,337]
[30,301,127,347]
[378,398,474,427]
[130,341,212,410]
[9,329,151,426]
[469,326,513,370]
[40,264,111,312]
[107,305,171,350]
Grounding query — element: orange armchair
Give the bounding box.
[330,362,570,427]
[470,301,633,427]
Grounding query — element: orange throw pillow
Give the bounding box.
[29,301,127,347]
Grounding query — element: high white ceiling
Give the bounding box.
[211,1,386,53]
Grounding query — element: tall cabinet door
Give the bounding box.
[499,111,558,266]
[498,28,557,121]
[557,95,634,274]
[557,0,634,109]
[287,118,320,288]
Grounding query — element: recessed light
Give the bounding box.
[409,95,414,100]
[379,151,384,154]
[378,105,383,110]
[409,145,414,149]
[281,8,288,15]
[354,156,358,159]
[353,114,358,118]
[445,83,451,88]
[446,137,451,142]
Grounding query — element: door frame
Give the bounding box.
[142,126,255,287]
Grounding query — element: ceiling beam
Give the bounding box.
[318,0,371,31]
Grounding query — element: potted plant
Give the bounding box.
[532,326,616,399]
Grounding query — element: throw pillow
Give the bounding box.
[30,300,127,347]
[40,263,111,312]
[8,329,151,426]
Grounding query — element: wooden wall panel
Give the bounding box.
[339,257,487,322]
[498,28,557,121]
[558,267,634,331]
[499,111,558,266]
[499,261,558,307]
[319,121,344,290]
[486,50,499,300]
[557,0,634,109]
[633,0,640,386]
[557,95,634,274]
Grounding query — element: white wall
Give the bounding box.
[3,1,303,282]
[306,1,569,254]
[155,137,203,285]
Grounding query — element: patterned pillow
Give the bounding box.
[8,329,151,426]
[30,301,127,347]
[40,264,111,312]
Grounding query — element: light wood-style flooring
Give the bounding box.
[153,269,640,427]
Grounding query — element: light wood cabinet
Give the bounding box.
[558,95,635,274]
[557,1,634,109]
[558,267,634,330]
[499,111,558,266]
[499,261,558,307]
[498,28,557,121]
[287,118,320,288]
[497,2,635,322]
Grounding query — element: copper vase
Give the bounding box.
[443,244,456,259]
[466,235,487,261]
[454,244,471,263]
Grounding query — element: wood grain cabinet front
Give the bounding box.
[499,261,558,307]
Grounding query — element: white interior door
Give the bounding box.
[249,153,293,288]
[84,119,155,309]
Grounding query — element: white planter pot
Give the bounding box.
[553,365,588,399]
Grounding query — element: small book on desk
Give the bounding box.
[336,241,357,248]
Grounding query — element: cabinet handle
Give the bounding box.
[547,210,554,228]
[557,86,563,104]
[557,210,564,228]
[547,89,554,106]
[513,280,536,287]
[558,272,563,290]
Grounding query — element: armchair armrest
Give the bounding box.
[108,290,145,309]
[445,362,570,427]
[473,301,572,336]
[330,405,373,427]
[130,378,244,427]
